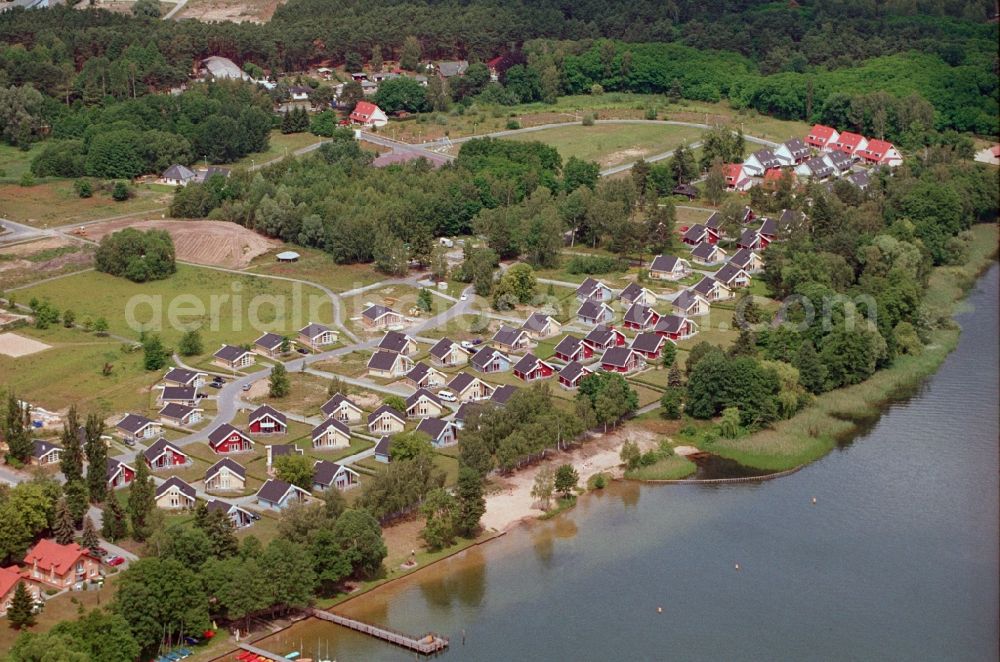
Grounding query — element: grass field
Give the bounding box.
[0,180,172,228]
[229,130,327,169]
[18,263,336,352]
[0,325,160,414]
[624,454,697,480]
[244,245,383,294]
[505,124,703,168]
[0,142,38,184]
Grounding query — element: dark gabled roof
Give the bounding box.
[416,417,452,440]
[631,332,664,353]
[155,476,195,500]
[738,229,759,247]
[655,314,689,334]
[740,206,753,222]
[368,404,404,425]
[268,443,302,458]
[429,337,464,359]
[163,164,195,180]
[470,347,506,370]
[801,155,833,177]
[782,138,809,156]
[575,277,609,298]
[758,217,778,236]
[117,413,153,434]
[106,458,133,481]
[847,171,870,188]
[254,333,284,350]
[583,324,619,346]
[207,499,237,515]
[576,299,610,320]
[374,435,391,458]
[682,224,708,243]
[249,404,286,427]
[362,304,397,321]
[299,322,332,339]
[521,313,554,334]
[512,353,546,374]
[208,423,252,446]
[256,478,303,504]
[750,148,780,167]
[378,330,412,353]
[490,384,517,405]
[825,149,853,170]
[704,212,723,230]
[159,403,195,420]
[673,290,705,312]
[623,303,655,325]
[313,460,356,487]
[650,254,683,273]
[406,362,431,383]
[619,282,645,302]
[31,439,60,459]
[492,324,526,347]
[448,372,476,393]
[729,247,758,268]
[164,367,202,385]
[214,344,251,362]
[205,457,246,481]
[161,386,196,402]
[559,360,590,383]
[368,350,403,371]
[690,242,719,260]
[716,263,748,286]
[312,417,351,439]
[321,393,361,417]
[406,388,442,409]
[437,60,469,77]
[692,276,720,297]
[143,437,186,463]
[601,346,636,367]
[779,209,805,229]
[554,334,583,356]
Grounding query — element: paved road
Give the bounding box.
[161,0,187,19]
[0,216,47,245]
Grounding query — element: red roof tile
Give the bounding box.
[23,539,89,576]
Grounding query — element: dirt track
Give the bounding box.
[83,219,279,269]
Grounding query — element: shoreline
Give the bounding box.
[206,226,998,662]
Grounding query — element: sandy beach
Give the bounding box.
[480,427,660,532]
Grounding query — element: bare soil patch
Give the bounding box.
[84,219,279,269]
[0,237,94,289]
[0,332,52,357]
[178,0,286,22]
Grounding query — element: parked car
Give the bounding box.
[197,393,208,399]
[241,384,251,392]
[106,556,125,567]
[94,547,109,558]
[212,376,224,384]
[438,390,457,402]
[460,293,468,301]
[296,348,309,355]
[209,382,222,389]
[460,341,475,350]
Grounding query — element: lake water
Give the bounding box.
[259,264,999,661]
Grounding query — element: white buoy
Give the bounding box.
[812,497,817,504]
[735,563,741,571]
[657,607,663,614]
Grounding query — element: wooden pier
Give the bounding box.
[236,642,296,662]
[309,608,449,655]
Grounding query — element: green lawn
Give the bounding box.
[0,325,160,414]
[625,454,697,481]
[18,263,336,354]
[228,130,328,169]
[506,123,702,168]
[244,244,383,294]
[0,180,173,228]
[0,142,38,183]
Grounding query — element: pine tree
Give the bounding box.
[53,497,76,545]
[660,341,677,368]
[80,515,100,555]
[7,581,36,628]
[204,509,239,558]
[85,413,108,502]
[102,485,128,542]
[454,467,486,537]
[60,405,83,482]
[4,391,32,464]
[65,479,89,527]
[193,500,210,530]
[127,460,155,541]
[667,362,684,388]
[178,329,203,356]
[727,327,757,358]
[280,110,294,134]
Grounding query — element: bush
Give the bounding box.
[645,107,658,120]
[95,228,176,282]
[590,84,604,96]
[19,172,35,187]
[111,181,131,201]
[565,254,621,275]
[74,179,93,198]
[506,119,521,130]
[581,113,595,126]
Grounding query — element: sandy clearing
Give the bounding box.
[0,332,52,357]
[0,237,73,258]
[178,0,285,22]
[480,428,660,532]
[83,219,280,269]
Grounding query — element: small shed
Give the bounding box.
[276,251,300,263]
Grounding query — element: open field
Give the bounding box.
[176,0,285,22]
[624,454,697,480]
[244,244,383,293]
[0,237,95,290]
[230,130,325,167]
[0,331,51,357]
[505,124,703,168]
[0,325,160,414]
[17,263,336,351]
[0,143,38,184]
[0,181,172,229]
[84,219,279,269]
